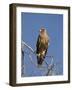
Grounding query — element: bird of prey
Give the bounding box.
[36,28,50,65]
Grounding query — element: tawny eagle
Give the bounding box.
[36,28,50,65]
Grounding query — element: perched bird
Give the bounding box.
[36,28,50,65]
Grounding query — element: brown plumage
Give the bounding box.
[36,28,50,65]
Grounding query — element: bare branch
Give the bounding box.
[21,40,55,76]
[22,41,35,53]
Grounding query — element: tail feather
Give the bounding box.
[37,56,44,65]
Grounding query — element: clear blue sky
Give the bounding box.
[21,12,63,77]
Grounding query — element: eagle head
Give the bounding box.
[39,28,47,38]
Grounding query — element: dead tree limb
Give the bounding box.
[21,41,55,76]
